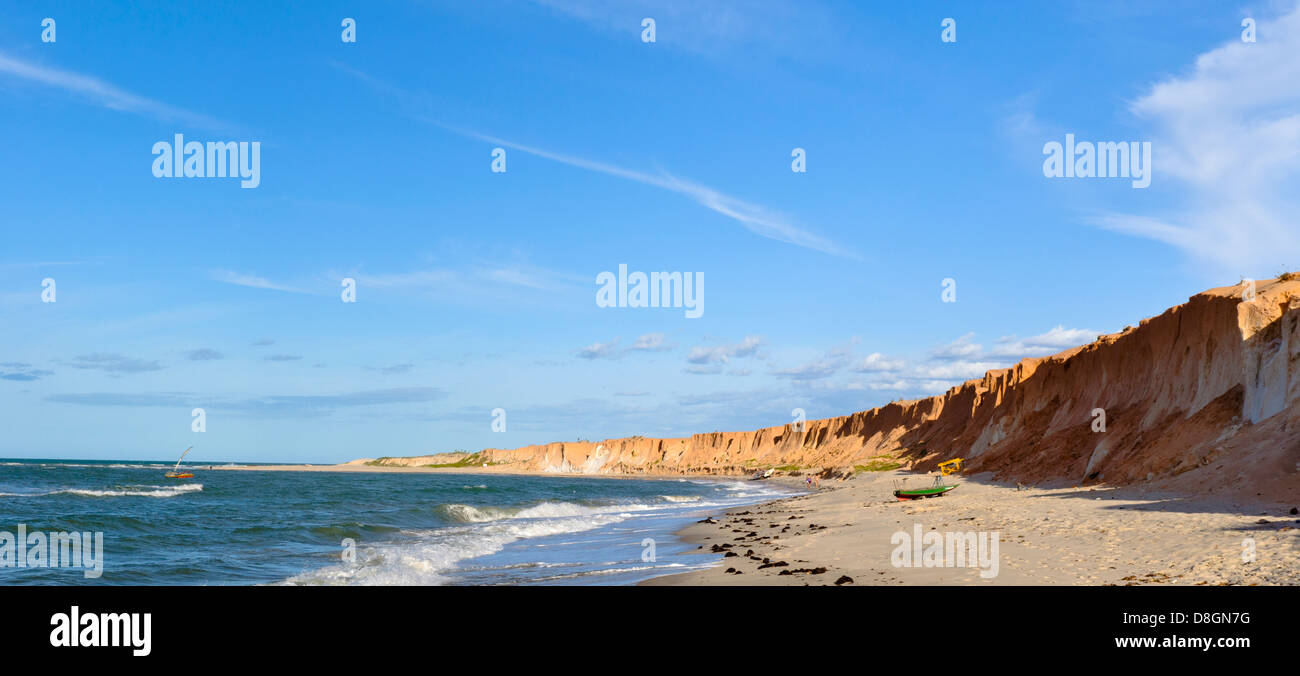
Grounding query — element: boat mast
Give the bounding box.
[174,446,193,473]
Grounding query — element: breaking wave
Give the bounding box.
[0,484,203,498]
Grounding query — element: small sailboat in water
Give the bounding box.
[165,446,195,479]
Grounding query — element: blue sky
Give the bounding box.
[2,1,1298,462]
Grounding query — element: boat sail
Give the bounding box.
[165,446,195,479]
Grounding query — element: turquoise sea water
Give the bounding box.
[0,459,794,585]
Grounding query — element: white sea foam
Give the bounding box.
[438,499,673,524]
[286,479,799,586]
[287,506,637,585]
[2,462,171,470]
[0,484,203,498]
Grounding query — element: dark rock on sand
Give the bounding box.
[779,567,827,576]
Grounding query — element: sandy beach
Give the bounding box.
[213,462,1298,586]
[643,470,1300,586]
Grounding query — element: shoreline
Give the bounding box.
[208,462,751,481]
[211,462,1299,586]
[642,470,1300,586]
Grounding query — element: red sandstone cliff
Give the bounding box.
[374,278,1300,495]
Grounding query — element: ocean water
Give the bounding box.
[0,459,795,585]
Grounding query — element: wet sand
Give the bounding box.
[642,470,1300,586]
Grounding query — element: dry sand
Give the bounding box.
[643,470,1300,586]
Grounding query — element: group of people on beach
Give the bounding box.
[805,474,821,490]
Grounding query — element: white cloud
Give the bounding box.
[353,263,579,293]
[768,338,871,380]
[210,270,304,294]
[930,332,983,361]
[526,0,841,57]
[578,333,675,360]
[335,65,852,258]
[629,333,673,351]
[448,127,851,258]
[988,325,1099,358]
[771,359,841,380]
[903,325,1101,384]
[0,51,230,131]
[853,352,905,373]
[65,353,164,374]
[686,336,763,365]
[1093,3,1300,272]
[914,361,1007,380]
[860,378,954,395]
[577,339,622,360]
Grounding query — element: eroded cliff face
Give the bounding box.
[374,279,1300,492]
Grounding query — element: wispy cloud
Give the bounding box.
[367,363,415,375]
[350,261,581,296]
[264,354,303,362]
[0,51,231,131]
[824,324,1100,396]
[577,333,675,360]
[47,387,444,418]
[1088,4,1300,272]
[185,348,225,361]
[577,338,622,360]
[686,336,763,366]
[334,65,851,258]
[439,125,852,258]
[988,325,1099,359]
[878,326,1098,389]
[526,0,843,58]
[853,352,905,373]
[210,270,305,294]
[0,260,84,271]
[770,340,904,381]
[929,333,983,361]
[629,333,673,352]
[770,358,843,380]
[0,362,54,382]
[912,361,1007,381]
[65,353,163,374]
